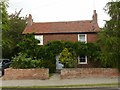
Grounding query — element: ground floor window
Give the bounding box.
[78,56,87,64]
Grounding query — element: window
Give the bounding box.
[35,35,43,45]
[78,56,87,64]
[78,34,87,43]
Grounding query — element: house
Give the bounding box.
[23,10,100,68]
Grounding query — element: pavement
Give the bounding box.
[0,74,119,88]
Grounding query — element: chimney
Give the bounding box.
[27,14,33,26]
[92,10,97,23]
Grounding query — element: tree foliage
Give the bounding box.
[98,1,120,69]
[0,0,9,31]
[9,9,27,44]
[2,9,27,59]
[1,0,10,59]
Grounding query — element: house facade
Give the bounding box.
[23,10,100,68]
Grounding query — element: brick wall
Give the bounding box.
[61,68,119,79]
[2,68,49,80]
[77,59,96,68]
[44,34,77,44]
[87,34,98,42]
[43,33,97,44]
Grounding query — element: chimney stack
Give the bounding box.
[27,14,33,26]
[92,10,97,23]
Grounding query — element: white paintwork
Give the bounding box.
[35,35,43,45]
[56,55,64,70]
[78,34,87,43]
[78,56,87,64]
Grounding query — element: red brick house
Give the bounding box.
[23,10,100,67]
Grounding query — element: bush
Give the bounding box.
[59,48,77,68]
[17,34,40,59]
[10,53,55,73]
[40,60,56,73]
[10,53,43,69]
[14,40,101,71]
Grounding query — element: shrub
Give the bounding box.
[10,53,43,69]
[73,42,88,56]
[59,48,77,68]
[17,34,40,59]
[40,60,56,73]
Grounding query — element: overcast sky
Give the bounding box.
[7,0,112,27]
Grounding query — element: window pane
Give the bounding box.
[78,56,87,64]
[80,56,85,62]
[35,35,43,45]
[79,34,85,42]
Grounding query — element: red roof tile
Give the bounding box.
[23,20,100,34]
[23,10,100,34]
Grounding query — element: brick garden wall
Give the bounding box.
[61,68,119,79]
[2,68,49,80]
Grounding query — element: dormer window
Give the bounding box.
[78,34,87,43]
[35,35,43,45]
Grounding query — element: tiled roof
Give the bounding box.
[23,20,100,34]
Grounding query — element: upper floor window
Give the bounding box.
[78,34,87,43]
[35,35,43,45]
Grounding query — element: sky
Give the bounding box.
[7,0,112,28]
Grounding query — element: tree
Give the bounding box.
[2,9,27,59]
[9,9,27,44]
[0,0,9,31]
[1,0,10,59]
[98,1,120,69]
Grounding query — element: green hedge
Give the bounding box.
[11,39,101,73]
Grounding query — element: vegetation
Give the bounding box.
[2,9,27,59]
[1,83,118,89]
[10,53,42,69]
[1,0,9,59]
[17,33,40,59]
[2,0,120,73]
[0,0,9,31]
[98,1,120,69]
[10,39,100,72]
[59,48,77,68]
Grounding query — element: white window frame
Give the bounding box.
[35,35,43,45]
[78,34,87,43]
[78,56,87,64]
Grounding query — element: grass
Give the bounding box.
[1,83,119,89]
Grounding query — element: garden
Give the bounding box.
[10,34,100,73]
[1,0,120,74]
